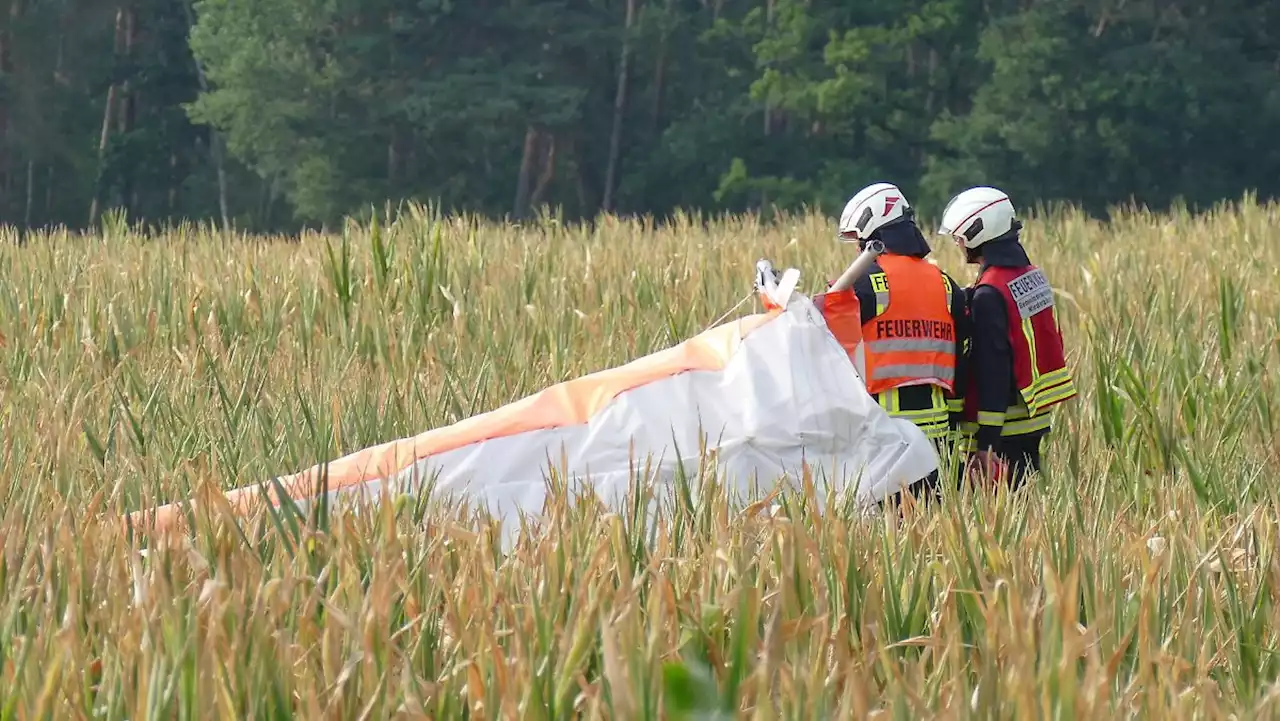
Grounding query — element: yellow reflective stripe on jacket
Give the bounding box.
[1014,319,1078,415]
[959,410,1054,439]
[871,272,888,314]
[977,411,1006,426]
[959,387,1057,440]
[1022,317,1039,383]
[1034,367,1072,390]
[1018,368,1078,414]
[894,407,950,424]
[1032,368,1077,406]
[1003,413,1052,435]
[918,421,951,440]
[875,386,949,438]
[1035,378,1077,408]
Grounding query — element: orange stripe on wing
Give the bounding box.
[129,310,781,533]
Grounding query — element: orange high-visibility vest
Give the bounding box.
[859,255,956,395]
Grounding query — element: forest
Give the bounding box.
[2,0,1278,232]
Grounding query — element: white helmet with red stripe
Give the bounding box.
[837,182,910,243]
[937,186,1016,249]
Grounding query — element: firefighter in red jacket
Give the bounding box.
[936,186,1078,490]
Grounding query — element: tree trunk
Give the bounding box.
[513,126,538,219]
[0,7,9,213]
[209,131,230,230]
[89,7,126,226]
[651,30,667,135]
[763,0,775,135]
[529,134,557,209]
[407,132,417,186]
[24,160,33,226]
[258,175,271,227]
[926,48,937,114]
[182,0,230,229]
[388,136,398,185]
[54,16,65,85]
[262,175,279,230]
[386,9,402,191]
[567,135,587,215]
[118,5,137,217]
[602,0,638,213]
[168,152,178,213]
[2,0,29,217]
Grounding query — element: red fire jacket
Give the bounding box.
[961,264,1077,431]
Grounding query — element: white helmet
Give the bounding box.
[937,186,1017,249]
[837,182,911,243]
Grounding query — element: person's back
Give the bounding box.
[937,186,1077,490]
[834,183,970,501]
[850,249,965,441]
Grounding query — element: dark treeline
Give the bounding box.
[3,0,1279,232]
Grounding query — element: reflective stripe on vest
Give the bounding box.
[865,338,955,354]
[876,385,950,440]
[869,363,956,385]
[871,271,889,314]
[860,255,957,396]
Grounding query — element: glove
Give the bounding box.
[754,259,779,292]
[964,449,1009,489]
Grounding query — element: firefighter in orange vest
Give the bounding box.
[937,186,1078,490]
[835,182,970,504]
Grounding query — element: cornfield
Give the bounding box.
[0,197,1278,718]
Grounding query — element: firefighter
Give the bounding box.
[936,186,1078,491]
[834,182,970,505]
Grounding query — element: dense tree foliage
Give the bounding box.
[2,0,1278,231]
